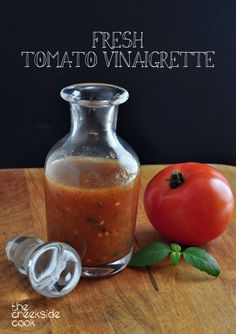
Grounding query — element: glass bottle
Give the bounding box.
[44,83,140,278]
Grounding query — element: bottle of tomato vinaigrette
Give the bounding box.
[44,83,140,278]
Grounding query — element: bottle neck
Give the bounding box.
[70,104,118,136]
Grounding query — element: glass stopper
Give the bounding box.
[6,236,82,298]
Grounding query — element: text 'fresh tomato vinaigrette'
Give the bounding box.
[45,157,140,266]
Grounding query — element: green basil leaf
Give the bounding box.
[128,242,171,267]
[170,251,181,265]
[183,247,220,277]
[170,243,181,252]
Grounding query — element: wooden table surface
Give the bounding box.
[0,165,236,334]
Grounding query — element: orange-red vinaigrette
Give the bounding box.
[45,157,140,266]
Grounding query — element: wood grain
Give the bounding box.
[0,165,236,333]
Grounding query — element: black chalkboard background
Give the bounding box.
[0,1,236,167]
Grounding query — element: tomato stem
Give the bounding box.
[169,171,185,189]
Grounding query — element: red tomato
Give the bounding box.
[144,163,234,245]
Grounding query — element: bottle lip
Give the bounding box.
[60,82,129,108]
